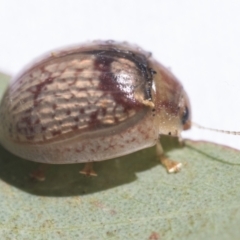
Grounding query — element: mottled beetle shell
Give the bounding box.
[0,41,191,164]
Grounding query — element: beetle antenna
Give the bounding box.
[192,122,240,135]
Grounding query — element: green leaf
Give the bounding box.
[0,72,10,99]
[0,73,240,239]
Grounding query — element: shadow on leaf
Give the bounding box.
[1,135,239,197]
[0,136,179,196]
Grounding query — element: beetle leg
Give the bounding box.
[29,164,46,181]
[178,135,185,147]
[156,141,182,173]
[79,162,97,176]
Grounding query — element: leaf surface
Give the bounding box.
[0,73,240,240]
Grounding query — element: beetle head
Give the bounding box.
[151,61,191,137]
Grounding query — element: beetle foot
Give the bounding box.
[29,165,46,181]
[79,162,97,176]
[160,157,183,173]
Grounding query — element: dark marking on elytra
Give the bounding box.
[16,115,36,138]
[74,117,79,122]
[33,99,43,107]
[90,48,154,104]
[94,53,143,115]
[24,108,32,114]
[30,77,54,100]
[66,109,71,115]
[52,104,57,110]
[51,130,62,136]
[80,108,85,114]
[114,116,119,124]
[34,119,40,124]
[101,107,107,116]
[41,126,47,132]
[89,110,101,127]
[69,68,83,86]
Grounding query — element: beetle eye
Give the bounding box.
[181,106,189,125]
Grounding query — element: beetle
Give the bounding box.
[0,40,191,176]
